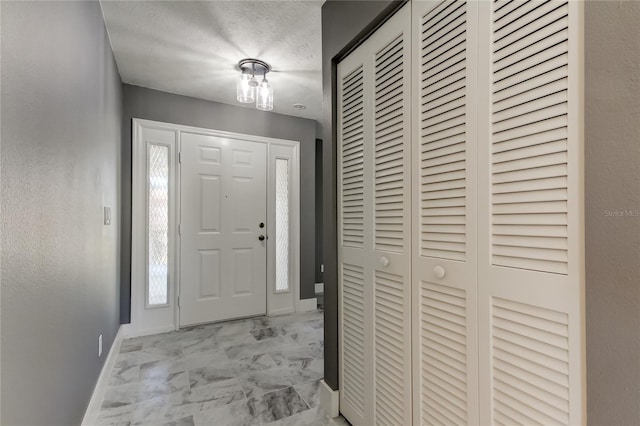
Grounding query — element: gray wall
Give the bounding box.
[320,0,402,391]
[120,84,318,323]
[1,1,123,425]
[585,2,640,425]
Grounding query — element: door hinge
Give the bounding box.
[178,223,181,235]
[178,151,182,163]
[177,296,180,307]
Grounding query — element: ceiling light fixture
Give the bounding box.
[237,58,273,111]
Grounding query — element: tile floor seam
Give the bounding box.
[294,385,314,409]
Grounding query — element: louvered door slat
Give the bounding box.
[495,21,569,64]
[494,0,529,22]
[424,52,467,87]
[377,85,403,105]
[423,64,465,92]
[494,63,567,96]
[494,88,568,122]
[493,139,567,163]
[423,142,465,161]
[423,33,466,68]
[497,2,567,39]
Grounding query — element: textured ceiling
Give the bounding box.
[100,1,323,121]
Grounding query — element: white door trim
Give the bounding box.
[131,118,302,336]
[131,122,178,336]
[267,142,301,316]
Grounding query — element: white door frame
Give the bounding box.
[131,118,303,337]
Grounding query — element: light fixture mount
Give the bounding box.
[237,58,271,76]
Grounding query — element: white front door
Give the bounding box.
[179,132,267,326]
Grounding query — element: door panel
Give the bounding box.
[371,7,412,426]
[180,132,267,326]
[199,249,221,298]
[411,1,479,424]
[200,176,221,231]
[338,54,373,425]
[338,4,411,426]
[477,1,585,424]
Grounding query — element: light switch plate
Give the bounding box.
[104,206,111,225]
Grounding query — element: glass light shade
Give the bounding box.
[256,80,273,111]
[236,73,255,103]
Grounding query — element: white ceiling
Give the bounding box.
[100,1,323,121]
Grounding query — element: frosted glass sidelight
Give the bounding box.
[275,158,290,293]
[148,144,169,306]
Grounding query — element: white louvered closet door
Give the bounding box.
[339,1,585,424]
[338,45,373,426]
[338,4,412,426]
[369,6,412,426]
[411,1,479,425]
[477,1,585,425]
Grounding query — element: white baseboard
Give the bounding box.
[319,379,340,419]
[268,307,295,317]
[119,323,133,338]
[296,297,318,312]
[121,323,174,339]
[315,282,324,295]
[81,325,125,426]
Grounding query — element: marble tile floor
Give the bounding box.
[96,310,349,426]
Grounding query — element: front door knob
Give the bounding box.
[258,235,265,241]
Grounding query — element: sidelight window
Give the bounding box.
[275,158,290,293]
[147,144,169,306]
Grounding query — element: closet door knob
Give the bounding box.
[379,256,390,268]
[434,266,446,279]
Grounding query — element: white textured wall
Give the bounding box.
[585,2,640,425]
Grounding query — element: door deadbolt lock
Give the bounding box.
[258,235,266,241]
[259,222,265,228]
